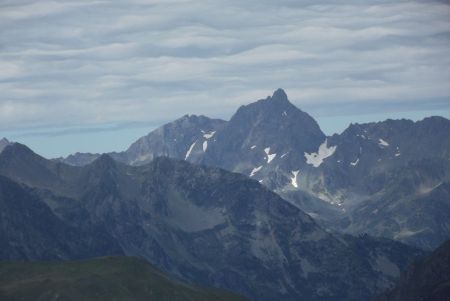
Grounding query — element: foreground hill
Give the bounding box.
[0,143,423,301]
[0,256,248,301]
[376,239,450,301]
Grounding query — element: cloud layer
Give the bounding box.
[1,0,450,132]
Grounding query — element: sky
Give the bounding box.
[1,0,449,158]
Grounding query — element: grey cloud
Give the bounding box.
[9,121,159,138]
[0,0,449,131]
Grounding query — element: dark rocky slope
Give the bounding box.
[0,143,423,301]
[376,239,450,301]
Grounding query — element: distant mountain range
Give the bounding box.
[0,142,422,301]
[55,89,450,250]
[0,256,249,301]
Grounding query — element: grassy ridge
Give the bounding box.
[0,256,249,301]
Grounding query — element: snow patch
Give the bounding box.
[306,212,319,219]
[350,158,359,166]
[185,141,196,160]
[203,141,208,152]
[133,154,152,164]
[304,139,337,168]
[280,152,289,158]
[291,170,299,188]
[418,182,442,195]
[203,131,216,139]
[251,145,256,149]
[378,138,389,147]
[264,147,277,163]
[250,166,263,177]
[394,228,426,239]
[282,111,287,117]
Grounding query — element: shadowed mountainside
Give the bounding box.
[0,142,423,301]
[376,239,450,301]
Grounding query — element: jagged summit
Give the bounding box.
[247,88,294,111]
[179,114,219,122]
[271,88,288,101]
[234,88,308,118]
[201,89,326,183]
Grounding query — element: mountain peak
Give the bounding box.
[1,142,35,158]
[180,114,211,124]
[181,114,196,120]
[205,89,326,173]
[91,153,117,170]
[420,115,450,125]
[271,88,288,101]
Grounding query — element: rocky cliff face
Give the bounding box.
[318,118,450,249]
[376,239,450,301]
[59,115,226,166]
[201,88,325,189]
[125,114,226,165]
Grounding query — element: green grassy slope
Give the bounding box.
[0,256,249,301]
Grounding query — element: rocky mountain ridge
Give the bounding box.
[55,89,450,250]
[0,142,423,301]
